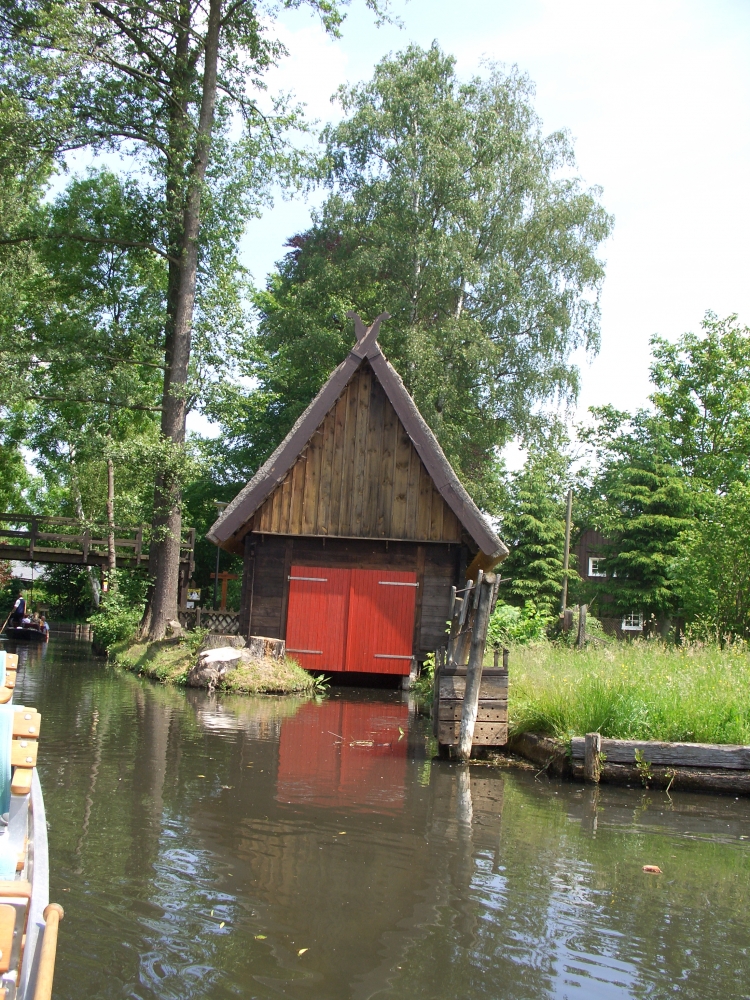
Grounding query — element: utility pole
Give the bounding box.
[212,500,227,610]
[560,488,573,614]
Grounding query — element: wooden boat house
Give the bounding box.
[207,313,508,680]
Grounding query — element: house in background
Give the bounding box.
[208,313,508,682]
[573,527,644,637]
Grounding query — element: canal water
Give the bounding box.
[7,637,750,1000]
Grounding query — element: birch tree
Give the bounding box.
[242,44,613,510]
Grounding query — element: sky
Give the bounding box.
[224,0,750,459]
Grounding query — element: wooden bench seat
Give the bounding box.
[9,709,41,797]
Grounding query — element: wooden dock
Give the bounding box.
[437,660,508,747]
[433,571,508,756]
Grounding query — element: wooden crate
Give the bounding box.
[437,666,508,747]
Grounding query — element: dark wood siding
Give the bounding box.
[249,534,288,639]
[254,363,462,544]
[245,535,461,660]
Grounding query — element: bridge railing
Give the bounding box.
[0,513,195,570]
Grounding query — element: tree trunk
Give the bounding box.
[145,0,223,640]
[70,456,100,609]
[106,457,116,586]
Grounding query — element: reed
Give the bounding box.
[508,641,750,744]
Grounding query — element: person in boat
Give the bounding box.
[40,615,49,639]
[9,592,26,626]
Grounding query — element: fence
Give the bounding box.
[178,610,241,634]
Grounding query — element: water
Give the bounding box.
[6,637,750,999]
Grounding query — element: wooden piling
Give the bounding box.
[584,732,602,783]
[457,572,495,760]
[432,647,444,738]
[577,604,587,649]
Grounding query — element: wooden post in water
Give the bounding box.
[457,572,495,760]
[584,732,602,783]
[432,647,444,738]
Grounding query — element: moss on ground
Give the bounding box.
[109,637,316,695]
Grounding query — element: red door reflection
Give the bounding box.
[277,699,409,813]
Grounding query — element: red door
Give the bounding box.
[285,566,350,672]
[285,566,417,675]
[344,570,417,674]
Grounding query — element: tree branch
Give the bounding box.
[0,231,178,263]
[25,394,162,411]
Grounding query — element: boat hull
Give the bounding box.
[3,628,47,643]
[16,771,49,1000]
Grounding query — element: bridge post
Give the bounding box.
[29,517,37,560]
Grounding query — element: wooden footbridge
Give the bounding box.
[0,512,195,573]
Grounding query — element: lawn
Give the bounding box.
[508,641,750,745]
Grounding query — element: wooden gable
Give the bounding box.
[254,362,462,543]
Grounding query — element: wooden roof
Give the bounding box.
[208,312,508,560]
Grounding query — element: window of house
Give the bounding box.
[621,611,643,631]
[588,557,606,577]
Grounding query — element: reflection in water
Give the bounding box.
[5,637,750,1000]
[277,698,409,811]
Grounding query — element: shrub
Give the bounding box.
[88,574,147,650]
[488,601,551,647]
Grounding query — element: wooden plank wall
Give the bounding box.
[438,667,508,746]
[254,363,462,544]
[245,535,461,658]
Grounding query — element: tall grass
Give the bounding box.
[508,641,750,744]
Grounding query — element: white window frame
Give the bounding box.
[621,611,643,632]
[588,557,606,578]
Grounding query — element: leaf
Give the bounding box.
[219,921,225,928]
[255,934,267,940]
[298,948,308,956]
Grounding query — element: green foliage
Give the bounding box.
[509,641,750,744]
[227,43,612,509]
[88,572,148,649]
[578,409,694,621]
[499,438,570,612]
[674,483,750,640]
[488,601,552,647]
[411,651,435,699]
[37,565,94,619]
[649,313,750,490]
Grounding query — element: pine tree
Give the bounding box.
[580,408,694,629]
[500,446,569,614]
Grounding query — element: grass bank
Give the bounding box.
[109,637,316,695]
[509,642,750,744]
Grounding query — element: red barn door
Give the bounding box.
[285,566,350,672]
[285,566,417,675]
[345,570,417,674]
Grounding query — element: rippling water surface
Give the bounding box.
[6,637,750,999]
